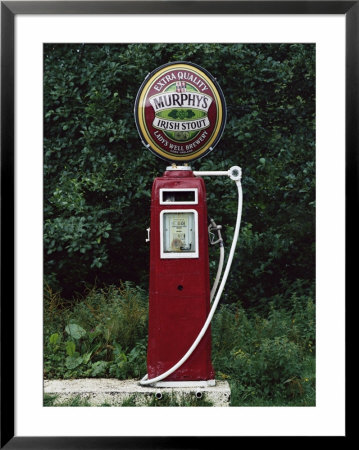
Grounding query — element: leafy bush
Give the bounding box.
[44,281,148,379]
[44,43,315,307]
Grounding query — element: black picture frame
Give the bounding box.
[1,1,353,447]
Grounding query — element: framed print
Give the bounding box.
[1,1,353,447]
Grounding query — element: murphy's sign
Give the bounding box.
[134,62,226,162]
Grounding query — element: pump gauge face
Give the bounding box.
[160,210,199,259]
[134,61,226,163]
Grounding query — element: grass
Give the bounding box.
[44,394,91,407]
[145,393,213,407]
[43,393,213,407]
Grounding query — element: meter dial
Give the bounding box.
[160,210,199,258]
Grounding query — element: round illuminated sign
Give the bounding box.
[134,61,226,162]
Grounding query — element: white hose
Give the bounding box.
[210,244,224,303]
[140,167,242,386]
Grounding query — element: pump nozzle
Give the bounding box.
[208,218,223,246]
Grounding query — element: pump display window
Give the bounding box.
[160,210,199,258]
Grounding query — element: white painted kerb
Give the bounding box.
[44,378,231,407]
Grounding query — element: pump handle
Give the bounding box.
[208,218,223,246]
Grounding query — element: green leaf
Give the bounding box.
[66,340,76,356]
[49,333,59,345]
[65,355,83,370]
[65,323,86,340]
[82,352,92,365]
[91,360,108,376]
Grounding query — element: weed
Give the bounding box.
[121,395,137,406]
[146,393,213,407]
[43,394,58,406]
[43,394,91,407]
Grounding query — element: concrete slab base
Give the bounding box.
[44,378,231,407]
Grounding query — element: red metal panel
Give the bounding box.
[147,169,215,381]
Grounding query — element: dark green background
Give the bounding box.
[44,43,315,310]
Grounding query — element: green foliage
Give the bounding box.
[65,323,86,340]
[65,341,76,357]
[44,282,315,406]
[44,395,92,407]
[44,392,213,407]
[211,298,315,404]
[43,394,58,406]
[44,281,148,379]
[44,43,315,305]
[145,393,213,407]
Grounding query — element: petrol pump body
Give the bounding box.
[147,167,214,382]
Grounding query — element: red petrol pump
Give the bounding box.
[134,62,242,388]
[147,167,214,383]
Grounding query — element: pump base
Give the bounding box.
[149,379,216,388]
